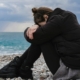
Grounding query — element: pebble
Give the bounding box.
[0,54,53,80]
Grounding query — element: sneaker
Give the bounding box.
[0,56,21,78]
[19,60,33,80]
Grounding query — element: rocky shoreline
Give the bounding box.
[0,54,53,80]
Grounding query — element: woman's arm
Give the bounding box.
[24,15,63,44]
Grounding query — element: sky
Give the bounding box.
[0,0,80,32]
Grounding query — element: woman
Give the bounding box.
[0,7,80,80]
[0,7,60,80]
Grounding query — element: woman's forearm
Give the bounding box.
[24,15,63,45]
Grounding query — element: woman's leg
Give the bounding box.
[19,44,41,79]
[20,44,41,68]
[20,44,41,66]
[21,42,60,76]
[40,42,60,75]
[19,46,30,63]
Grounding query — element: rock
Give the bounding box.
[0,54,53,80]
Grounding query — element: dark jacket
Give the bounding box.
[24,8,80,69]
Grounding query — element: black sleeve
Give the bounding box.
[24,15,63,44]
[24,27,29,41]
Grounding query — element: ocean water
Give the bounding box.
[0,32,30,55]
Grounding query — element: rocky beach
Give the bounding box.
[0,54,53,80]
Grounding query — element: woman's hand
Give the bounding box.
[26,25,39,39]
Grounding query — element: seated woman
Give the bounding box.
[0,7,80,80]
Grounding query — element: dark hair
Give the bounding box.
[32,7,53,24]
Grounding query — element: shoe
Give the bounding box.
[19,60,33,80]
[0,56,21,78]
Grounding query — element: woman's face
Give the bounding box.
[38,14,48,26]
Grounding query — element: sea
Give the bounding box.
[0,32,30,55]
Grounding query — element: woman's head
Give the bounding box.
[32,7,53,26]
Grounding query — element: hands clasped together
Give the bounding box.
[26,25,39,39]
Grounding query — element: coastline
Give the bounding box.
[0,54,53,80]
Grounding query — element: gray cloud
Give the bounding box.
[0,0,80,32]
[0,0,80,23]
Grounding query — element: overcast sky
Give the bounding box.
[0,0,80,32]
